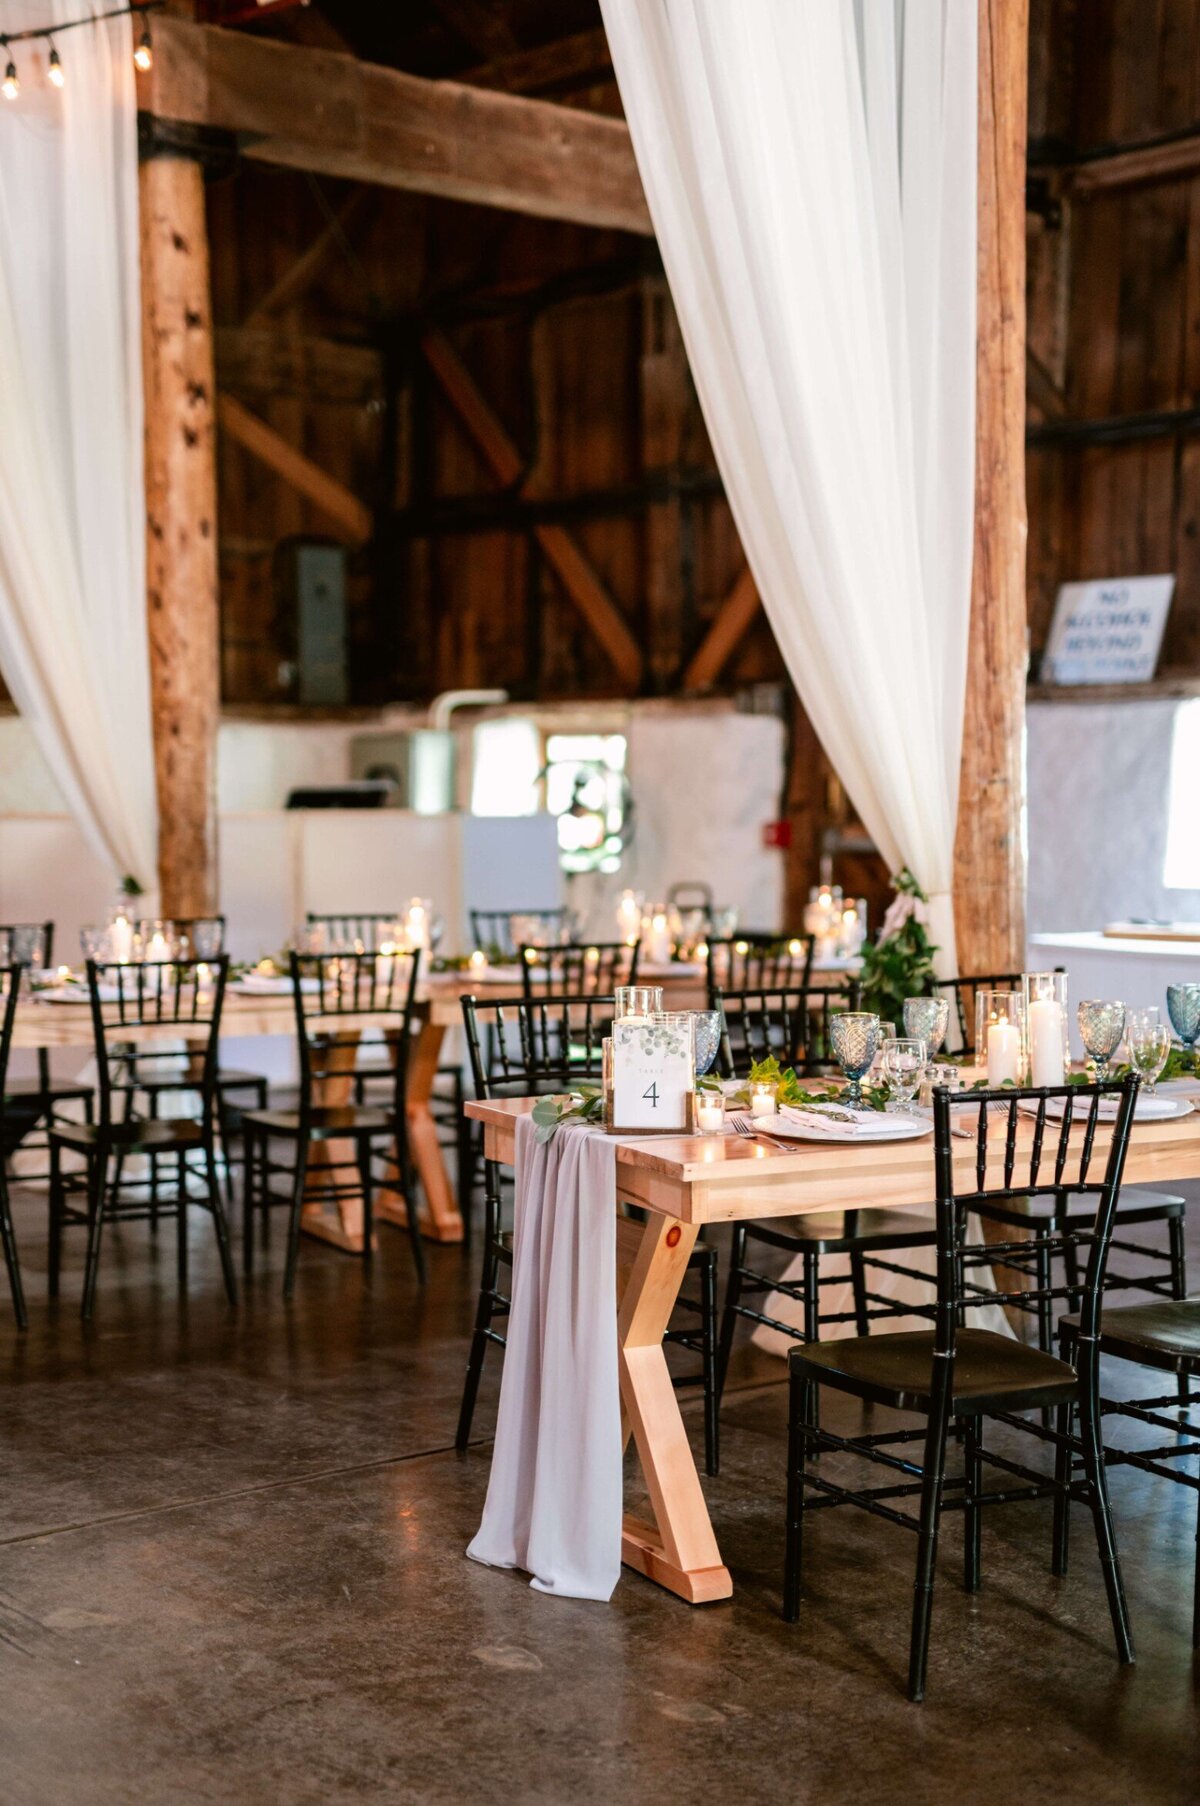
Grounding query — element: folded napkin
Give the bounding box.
[468,1115,622,1602]
[778,1102,902,1138]
[1020,1093,1181,1122]
[37,984,121,1004]
[231,975,319,995]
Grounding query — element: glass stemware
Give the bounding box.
[881,1037,926,1114]
[829,1012,880,1108]
[1166,983,1200,1053]
[691,1010,721,1078]
[902,996,950,1058]
[1077,1000,1126,1082]
[1127,1009,1171,1094]
[189,920,224,961]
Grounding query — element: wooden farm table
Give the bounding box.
[465,1094,1200,1607]
[10,968,710,1252]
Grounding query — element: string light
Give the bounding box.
[0,5,159,102]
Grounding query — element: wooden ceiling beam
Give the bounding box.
[217,394,373,543]
[1068,130,1200,195]
[215,327,383,405]
[421,330,644,688]
[459,29,613,97]
[430,0,518,62]
[682,566,760,691]
[139,19,653,236]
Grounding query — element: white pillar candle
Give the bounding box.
[375,941,396,988]
[1028,998,1066,1087]
[110,913,133,964]
[986,1017,1021,1087]
[147,931,169,963]
[646,913,672,965]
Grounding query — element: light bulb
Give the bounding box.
[2,60,16,101]
[47,46,63,88]
[133,26,152,72]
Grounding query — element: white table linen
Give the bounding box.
[467,1116,623,1602]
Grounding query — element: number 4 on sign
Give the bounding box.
[643,1083,659,1108]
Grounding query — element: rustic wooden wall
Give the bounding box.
[1027,0,1200,677]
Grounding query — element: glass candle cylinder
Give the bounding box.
[614,984,663,1022]
[750,1079,777,1119]
[977,990,1023,1087]
[693,1089,726,1136]
[1022,971,1068,1087]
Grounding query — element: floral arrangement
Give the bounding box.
[856,868,938,1026]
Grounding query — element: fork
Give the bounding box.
[729,1113,793,1152]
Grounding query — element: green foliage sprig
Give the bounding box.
[739,1053,890,1113]
[856,868,938,1026]
[531,1085,605,1144]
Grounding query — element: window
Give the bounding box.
[544,733,629,875]
[469,718,540,817]
[1163,698,1200,890]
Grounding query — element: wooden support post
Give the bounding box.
[953,0,1029,979]
[140,152,220,919]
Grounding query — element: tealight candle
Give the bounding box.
[469,948,487,973]
[750,1080,777,1119]
[694,1090,725,1136]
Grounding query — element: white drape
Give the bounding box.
[600,0,977,970]
[0,3,156,889]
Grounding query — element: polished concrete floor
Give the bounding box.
[0,1171,1196,1806]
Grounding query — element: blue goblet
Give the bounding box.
[691,1010,721,1078]
[829,1012,880,1108]
[1167,984,1200,1055]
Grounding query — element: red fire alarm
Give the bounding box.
[762,820,792,850]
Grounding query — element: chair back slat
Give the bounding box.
[305,912,409,954]
[704,934,813,1004]
[519,942,636,998]
[469,908,571,960]
[290,949,421,1115]
[85,957,229,1130]
[716,982,862,1079]
[462,992,614,1100]
[931,1075,1140,1357]
[0,964,20,1138]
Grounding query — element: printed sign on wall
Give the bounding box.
[1042,575,1174,685]
[611,1018,692,1133]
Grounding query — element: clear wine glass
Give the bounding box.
[189,919,224,961]
[881,1037,926,1115]
[829,1012,880,1108]
[1077,999,1126,1082]
[1166,983,1200,1055]
[1127,1009,1171,1094]
[902,997,950,1058]
[691,1010,722,1078]
[10,924,45,973]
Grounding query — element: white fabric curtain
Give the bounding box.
[600,0,977,970]
[0,2,156,889]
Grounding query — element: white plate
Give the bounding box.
[1157,1077,1200,1097]
[1018,1095,1194,1123]
[230,976,319,996]
[36,985,121,1004]
[762,1113,933,1144]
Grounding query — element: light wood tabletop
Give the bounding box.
[465,1093,1200,1607]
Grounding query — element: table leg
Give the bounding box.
[373,1014,464,1245]
[616,1212,732,1604]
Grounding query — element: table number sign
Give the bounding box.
[611,1018,692,1133]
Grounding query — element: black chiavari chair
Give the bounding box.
[1056,1297,1200,1648]
[47,958,237,1318]
[306,910,463,1223]
[469,908,572,960]
[240,950,426,1298]
[936,969,1186,1334]
[1,920,93,1180]
[108,914,267,1209]
[784,1076,1140,1702]
[455,993,721,1474]
[704,933,814,1005]
[0,966,29,1326]
[518,940,638,997]
[713,981,939,1408]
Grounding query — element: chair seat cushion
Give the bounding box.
[748,1208,936,1254]
[789,1327,1077,1415]
[50,1118,205,1154]
[1064,1299,1200,1376]
[5,1077,93,1103]
[242,1105,392,1139]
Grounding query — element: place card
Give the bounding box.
[610,1018,692,1133]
